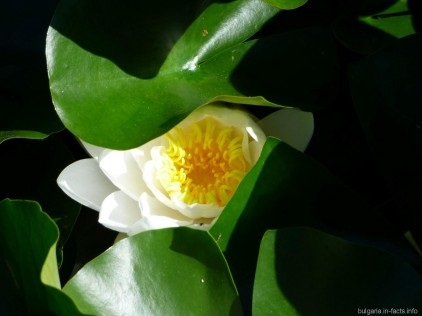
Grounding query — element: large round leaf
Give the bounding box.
[0,199,84,315]
[46,0,336,149]
[253,228,422,315]
[63,228,242,315]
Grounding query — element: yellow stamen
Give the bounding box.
[156,117,250,207]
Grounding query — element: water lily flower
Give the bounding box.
[58,104,313,235]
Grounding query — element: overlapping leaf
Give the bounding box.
[63,228,242,316]
[0,199,84,315]
[46,0,342,150]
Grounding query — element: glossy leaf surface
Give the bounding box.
[47,0,336,149]
[64,228,241,316]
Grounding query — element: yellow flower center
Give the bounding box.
[156,117,250,207]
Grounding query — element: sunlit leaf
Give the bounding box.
[64,228,242,316]
[358,0,414,38]
[333,0,416,54]
[47,0,334,149]
[253,228,422,315]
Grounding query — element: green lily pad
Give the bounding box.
[63,228,242,316]
[46,0,336,150]
[210,137,400,311]
[0,199,84,315]
[253,228,422,315]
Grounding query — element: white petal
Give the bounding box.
[258,108,314,152]
[99,149,149,200]
[127,216,192,236]
[99,191,142,233]
[184,104,260,131]
[142,160,177,210]
[139,192,192,221]
[79,140,105,160]
[246,125,263,142]
[57,159,117,211]
[130,137,162,172]
[246,123,266,164]
[249,141,264,164]
[172,198,223,219]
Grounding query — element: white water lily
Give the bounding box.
[58,104,314,235]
